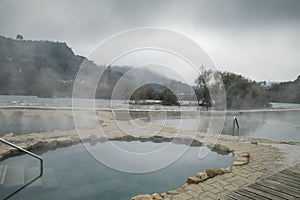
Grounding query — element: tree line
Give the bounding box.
[194,68,269,109]
[267,75,300,104]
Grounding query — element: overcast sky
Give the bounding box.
[0,0,299,82]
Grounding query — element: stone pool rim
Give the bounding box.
[0,132,234,164]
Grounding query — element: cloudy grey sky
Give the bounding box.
[0,0,299,82]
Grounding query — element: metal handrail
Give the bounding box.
[0,138,43,175]
[233,116,240,136]
[0,138,44,200]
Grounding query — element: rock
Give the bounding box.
[196,172,209,181]
[213,168,225,175]
[214,144,230,152]
[8,148,19,155]
[151,136,164,143]
[237,156,249,164]
[239,152,250,157]
[71,136,81,143]
[27,140,44,150]
[177,188,185,193]
[160,193,167,198]
[56,138,73,147]
[279,141,296,145]
[0,149,11,159]
[131,194,152,200]
[151,193,162,200]
[45,140,57,150]
[222,167,232,173]
[186,176,201,184]
[167,189,180,195]
[190,140,202,147]
[205,169,216,178]
[101,123,107,127]
[233,161,247,166]
[181,183,188,189]
[122,135,136,141]
[4,133,14,138]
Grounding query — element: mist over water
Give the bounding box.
[0,109,75,135]
[0,95,299,142]
[153,111,300,142]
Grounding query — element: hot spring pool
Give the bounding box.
[0,141,235,200]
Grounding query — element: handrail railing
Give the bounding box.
[0,138,43,200]
[233,116,240,136]
[0,138,43,175]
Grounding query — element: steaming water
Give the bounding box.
[0,95,300,141]
[153,111,300,142]
[0,141,235,200]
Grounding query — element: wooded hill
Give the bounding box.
[0,35,189,99]
[267,75,300,104]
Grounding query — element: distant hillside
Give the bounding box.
[0,35,191,99]
[268,75,300,103]
[0,35,99,97]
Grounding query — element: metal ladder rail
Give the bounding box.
[233,116,240,136]
[0,138,43,175]
[0,138,44,200]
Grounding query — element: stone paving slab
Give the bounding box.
[225,164,300,200]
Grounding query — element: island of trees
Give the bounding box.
[194,68,269,109]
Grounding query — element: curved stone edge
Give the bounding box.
[130,137,296,199]
[0,132,231,162]
[130,152,251,200]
